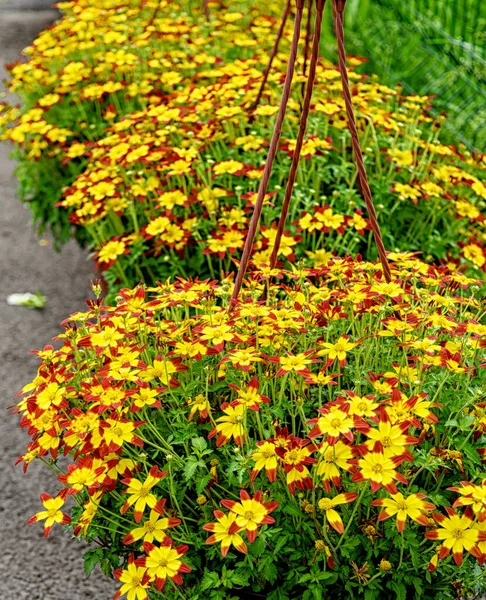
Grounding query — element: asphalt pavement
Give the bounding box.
[0,5,118,599]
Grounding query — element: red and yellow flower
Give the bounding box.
[424,507,485,566]
[113,554,151,600]
[250,440,278,483]
[371,492,435,532]
[28,489,71,537]
[229,377,270,411]
[202,510,248,556]
[208,402,246,447]
[449,480,486,521]
[123,498,181,545]
[308,404,356,445]
[316,440,355,492]
[221,490,278,543]
[352,451,408,493]
[135,538,190,591]
[121,465,167,523]
[270,351,317,377]
[318,335,357,368]
[318,492,358,533]
[278,440,316,493]
[360,415,418,461]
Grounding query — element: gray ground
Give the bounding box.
[0,5,118,600]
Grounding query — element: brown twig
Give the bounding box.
[302,0,313,76]
[146,0,162,29]
[332,0,392,282]
[230,0,305,307]
[270,0,326,269]
[202,0,210,22]
[251,0,292,115]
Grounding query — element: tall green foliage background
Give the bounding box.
[322,0,486,151]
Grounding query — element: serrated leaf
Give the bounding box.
[196,473,213,494]
[463,444,481,465]
[83,548,103,577]
[192,436,208,453]
[184,457,204,481]
[282,503,302,517]
[250,536,266,558]
[391,581,407,600]
[100,558,114,578]
[273,534,289,555]
[229,572,250,586]
[201,570,220,591]
[262,561,278,584]
[459,415,476,428]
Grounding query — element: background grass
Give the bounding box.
[321,0,486,152]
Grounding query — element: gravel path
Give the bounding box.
[0,7,118,600]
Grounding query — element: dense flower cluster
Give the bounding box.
[1,0,486,299]
[16,253,486,598]
[5,1,486,598]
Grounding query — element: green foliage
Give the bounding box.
[336,0,486,151]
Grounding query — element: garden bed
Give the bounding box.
[3,1,486,600]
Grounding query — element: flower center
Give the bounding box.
[452,529,464,540]
[396,501,407,511]
[144,521,156,532]
[286,450,299,462]
[331,418,342,428]
[244,511,255,520]
[323,450,335,462]
[319,499,333,511]
[158,558,168,567]
[138,486,150,498]
[381,436,392,447]
[372,464,383,474]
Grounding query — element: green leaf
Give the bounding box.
[391,581,407,600]
[201,570,221,591]
[83,548,103,577]
[262,561,278,584]
[192,436,208,453]
[184,457,204,481]
[282,503,302,518]
[196,473,213,494]
[229,572,250,587]
[273,534,289,555]
[463,444,481,465]
[459,415,476,428]
[100,557,114,578]
[250,536,266,558]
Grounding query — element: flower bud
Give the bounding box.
[379,559,392,572]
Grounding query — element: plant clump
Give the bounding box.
[16,254,486,599]
[1,0,485,299]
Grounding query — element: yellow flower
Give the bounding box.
[425,509,482,566]
[213,159,244,175]
[318,335,356,367]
